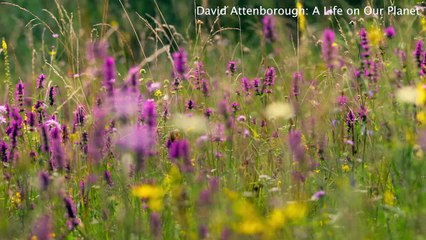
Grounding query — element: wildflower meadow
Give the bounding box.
[1,0,426,239]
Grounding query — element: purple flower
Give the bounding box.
[199,225,209,239]
[265,67,276,84]
[252,78,261,95]
[15,81,24,112]
[212,124,225,142]
[150,212,162,238]
[292,72,303,98]
[311,190,325,201]
[186,99,195,110]
[194,61,205,86]
[73,105,86,128]
[104,170,113,186]
[227,61,237,75]
[117,125,157,171]
[6,108,23,159]
[385,26,396,39]
[346,110,356,131]
[336,94,347,106]
[322,28,337,69]
[38,171,50,191]
[231,102,239,113]
[127,67,140,93]
[0,141,8,163]
[147,82,161,93]
[204,108,212,118]
[262,16,276,42]
[36,74,46,89]
[143,99,157,128]
[26,111,36,130]
[360,28,372,77]
[172,47,188,79]
[414,40,424,74]
[358,105,368,122]
[288,130,311,166]
[50,126,65,170]
[64,196,77,219]
[103,56,116,96]
[201,79,210,97]
[86,41,108,61]
[88,107,106,163]
[31,214,53,240]
[241,77,252,94]
[48,86,56,106]
[169,139,193,172]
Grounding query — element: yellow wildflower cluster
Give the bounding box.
[296,1,306,33]
[368,26,384,47]
[341,164,351,172]
[132,184,165,211]
[10,191,22,207]
[227,189,307,238]
[2,38,7,50]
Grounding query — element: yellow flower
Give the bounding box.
[132,184,164,199]
[2,38,7,50]
[383,190,395,206]
[238,220,264,235]
[132,184,165,211]
[283,202,307,221]
[368,26,383,47]
[11,192,22,206]
[417,111,426,125]
[154,89,162,98]
[296,1,306,33]
[342,164,350,172]
[416,83,426,106]
[421,17,426,32]
[268,208,286,229]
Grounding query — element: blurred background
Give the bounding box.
[0,0,418,76]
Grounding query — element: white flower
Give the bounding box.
[171,114,208,134]
[265,102,294,120]
[396,86,417,104]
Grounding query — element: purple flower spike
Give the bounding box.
[414,40,424,70]
[104,170,113,187]
[31,214,53,240]
[241,77,252,94]
[103,56,116,96]
[0,141,8,163]
[143,99,157,128]
[73,105,86,128]
[64,196,77,219]
[227,61,237,75]
[127,67,140,93]
[172,47,188,79]
[169,139,193,172]
[15,81,25,111]
[322,28,337,69]
[48,86,56,106]
[292,72,303,98]
[36,74,46,89]
[262,15,276,42]
[50,126,65,170]
[38,171,50,191]
[150,212,162,238]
